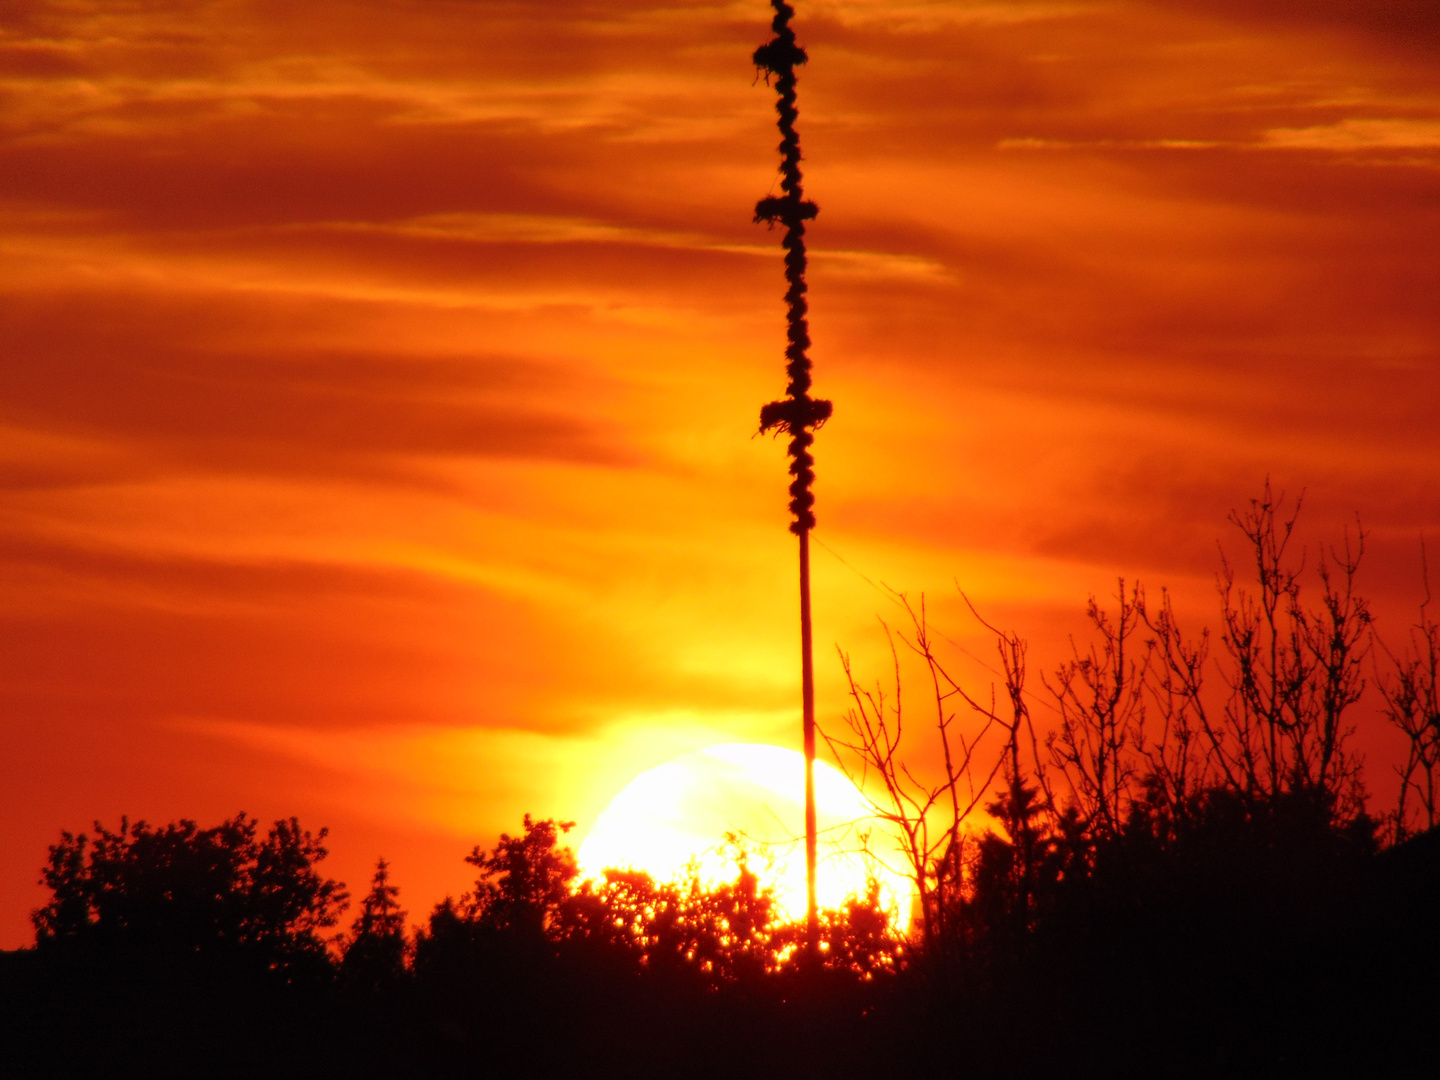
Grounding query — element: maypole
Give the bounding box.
[753,0,831,960]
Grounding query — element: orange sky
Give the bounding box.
[2,0,1438,947]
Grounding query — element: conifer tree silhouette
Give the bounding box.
[342,858,408,988]
[754,0,831,960]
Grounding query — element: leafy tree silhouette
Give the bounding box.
[405,816,586,1076]
[812,878,905,980]
[14,813,349,1080]
[549,829,903,986]
[559,842,782,985]
[464,814,577,937]
[33,813,347,979]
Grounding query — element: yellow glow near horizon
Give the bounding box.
[577,743,913,923]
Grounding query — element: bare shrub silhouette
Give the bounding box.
[1379,543,1440,840]
[824,593,1041,955]
[1045,579,1150,843]
[1215,484,1371,811]
[1040,483,1375,841]
[1138,586,1216,821]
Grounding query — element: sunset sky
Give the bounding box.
[2,0,1437,946]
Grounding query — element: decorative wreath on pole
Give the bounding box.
[754,0,831,960]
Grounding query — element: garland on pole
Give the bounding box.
[754,0,830,958]
[755,0,831,532]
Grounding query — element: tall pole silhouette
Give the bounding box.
[753,0,831,960]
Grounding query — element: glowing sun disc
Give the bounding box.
[578,743,912,922]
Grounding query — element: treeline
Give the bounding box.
[2,811,897,1078]
[3,486,1438,1078]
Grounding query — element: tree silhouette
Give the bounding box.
[342,858,408,989]
[33,813,347,979]
[464,814,577,937]
[16,813,350,1080]
[967,771,1066,954]
[560,845,779,985]
[814,879,905,980]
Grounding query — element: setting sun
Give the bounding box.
[578,743,912,922]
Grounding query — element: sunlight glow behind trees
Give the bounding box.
[577,743,912,922]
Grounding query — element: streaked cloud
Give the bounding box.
[1263,117,1440,150]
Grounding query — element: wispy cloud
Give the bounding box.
[1262,117,1440,150]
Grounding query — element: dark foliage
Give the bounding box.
[33,813,346,976]
[6,814,348,1079]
